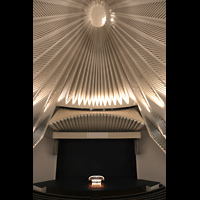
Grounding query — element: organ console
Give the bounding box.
[88,175,105,188]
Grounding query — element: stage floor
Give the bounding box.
[34,177,160,198]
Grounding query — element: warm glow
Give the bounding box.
[43,103,49,112]
[153,96,165,108]
[102,16,106,25]
[90,6,106,27]
[66,93,134,106]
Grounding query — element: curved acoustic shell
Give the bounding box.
[49,107,144,132]
[33,0,166,152]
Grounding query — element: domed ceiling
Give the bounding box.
[33,0,166,152]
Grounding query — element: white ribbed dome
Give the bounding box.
[33,0,166,152]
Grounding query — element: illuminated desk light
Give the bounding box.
[88,175,105,188]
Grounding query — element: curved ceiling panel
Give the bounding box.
[49,107,144,132]
[33,0,166,152]
[33,0,165,109]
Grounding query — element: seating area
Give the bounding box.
[102,185,166,199]
[33,184,166,200]
[33,191,90,200]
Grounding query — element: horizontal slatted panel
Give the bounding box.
[49,107,144,132]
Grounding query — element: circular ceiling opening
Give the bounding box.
[90,6,106,27]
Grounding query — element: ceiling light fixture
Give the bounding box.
[90,2,106,27]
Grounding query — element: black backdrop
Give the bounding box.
[56,139,137,180]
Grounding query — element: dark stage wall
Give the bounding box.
[56,139,137,179]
